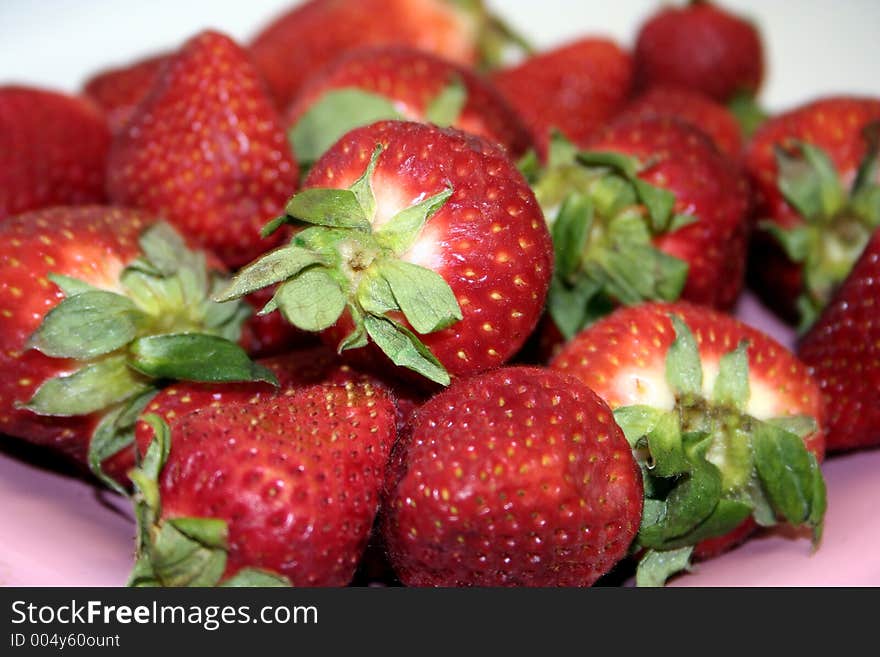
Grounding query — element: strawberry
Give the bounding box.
[744,96,880,328]
[248,0,526,110]
[382,366,643,586]
[550,302,827,585]
[285,46,533,169]
[0,206,273,487]
[106,30,300,269]
[527,115,750,350]
[0,86,110,221]
[633,1,763,104]
[82,53,169,133]
[491,37,633,155]
[615,85,743,163]
[128,382,397,586]
[240,286,318,358]
[217,120,553,388]
[798,229,880,451]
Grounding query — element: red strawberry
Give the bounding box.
[249,0,522,110]
[491,37,634,154]
[550,302,827,585]
[530,115,750,353]
[82,53,169,133]
[285,46,533,167]
[129,383,397,586]
[798,229,880,451]
[0,206,272,485]
[615,86,743,162]
[106,30,300,269]
[217,120,553,389]
[382,366,642,586]
[744,96,880,328]
[0,86,110,221]
[634,1,764,104]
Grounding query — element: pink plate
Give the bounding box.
[0,292,877,587]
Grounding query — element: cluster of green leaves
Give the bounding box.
[613,316,826,587]
[217,146,461,385]
[20,222,276,487]
[763,124,880,331]
[128,415,290,587]
[533,137,697,339]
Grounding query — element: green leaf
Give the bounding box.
[643,411,690,477]
[220,569,292,587]
[47,273,99,297]
[27,290,146,359]
[659,498,753,550]
[665,314,703,398]
[636,547,694,587]
[149,520,228,587]
[168,517,228,550]
[260,215,289,239]
[853,121,880,197]
[22,355,151,417]
[138,413,171,481]
[274,267,346,332]
[759,221,811,263]
[285,188,370,230]
[364,314,450,385]
[728,92,768,138]
[808,454,828,544]
[776,143,844,220]
[213,245,326,302]
[633,178,676,232]
[669,213,699,232]
[588,174,637,218]
[551,192,592,281]
[711,340,751,410]
[349,144,383,221]
[547,130,578,169]
[752,421,826,530]
[424,76,468,127]
[88,388,158,494]
[546,274,603,340]
[356,267,399,317]
[128,334,278,385]
[138,221,192,277]
[765,414,817,439]
[374,187,454,255]
[516,149,541,183]
[288,89,404,167]
[338,303,369,351]
[576,150,641,179]
[376,260,462,334]
[613,405,665,447]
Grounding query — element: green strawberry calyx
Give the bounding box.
[18,222,276,491]
[446,0,534,70]
[613,315,826,587]
[289,77,468,174]
[128,414,290,588]
[762,122,880,331]
[525,133,696,339]
[216,144,461,386]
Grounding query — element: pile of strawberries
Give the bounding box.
[1,0,878,587]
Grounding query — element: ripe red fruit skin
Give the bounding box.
[286,46,533,158]
[590,116,751,310]
[615,85,743,163]
[250,0,479,109]
[0,86,110,221]
[798,230,880,452]
[83,54,169,133]
[383,366,643,586]
[155,384,397,586]
[634,2,763,103]
[550,301,826,558]
[491,38,634,154]
[306,121,553,381]
[744,97,880,321]
[0,206,151,464]
[106,30,299,269]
